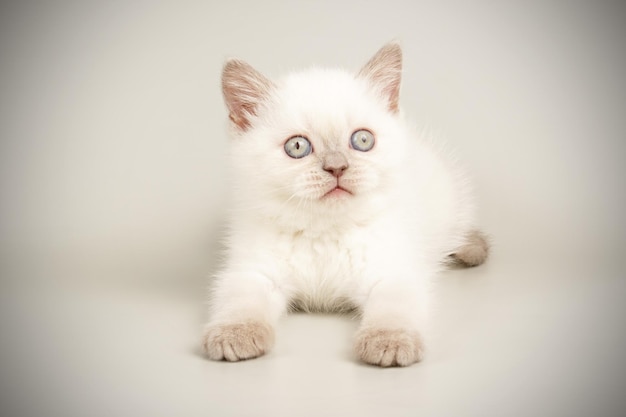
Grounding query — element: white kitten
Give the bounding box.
[202,43,488,367]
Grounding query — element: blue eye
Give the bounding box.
[350,129,375,152]
[284,136,312,159]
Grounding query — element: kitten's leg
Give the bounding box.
[451,229,490,267]
[354,279,427,367]
[202,270,287,362]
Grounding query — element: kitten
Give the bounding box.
[202,43,488,367]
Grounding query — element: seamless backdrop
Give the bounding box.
[1,1,625,417]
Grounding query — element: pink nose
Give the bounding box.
[323,152,349,177]
[324,165,348,177]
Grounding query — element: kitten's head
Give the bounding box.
[222,43,409,229]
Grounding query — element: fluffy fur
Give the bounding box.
[202,43,488,367]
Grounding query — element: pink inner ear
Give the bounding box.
[228,112,247,129]
[226,95,256,130]
[380,75,401,114]
[358,43,402,113]
[222,59,274,131]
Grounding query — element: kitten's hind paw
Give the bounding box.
[202,320,274,362]
[451,230,490,267]
[354,327,424,367]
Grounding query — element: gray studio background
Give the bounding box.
[1,1,625,417]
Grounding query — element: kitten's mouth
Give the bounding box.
[322,185,352,199]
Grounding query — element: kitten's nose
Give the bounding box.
[323,152,349,178]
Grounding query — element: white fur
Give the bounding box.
[203,46,478,366]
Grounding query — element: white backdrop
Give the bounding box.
[1,1,625,416]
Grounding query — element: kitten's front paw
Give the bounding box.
[202,320,274,362]
[354,327,424,367]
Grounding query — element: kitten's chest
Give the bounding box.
[277,231,369,309]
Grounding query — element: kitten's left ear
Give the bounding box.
[222,58,275,131]
[358,43,402,113]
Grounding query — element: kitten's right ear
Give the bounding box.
[358,43,403,114]
[222,59,274,131]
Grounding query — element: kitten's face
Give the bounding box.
[223,43,406,220]
[238,71,403,205]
